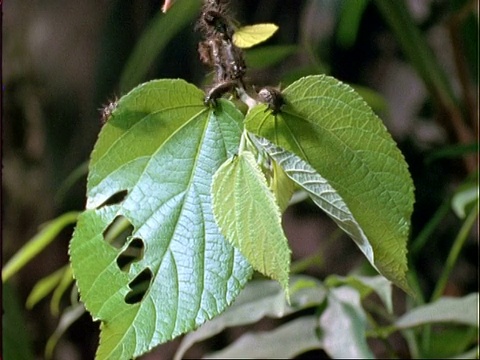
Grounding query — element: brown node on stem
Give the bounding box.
[257,86,285,115]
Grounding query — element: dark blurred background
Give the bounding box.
[2,0,478,359]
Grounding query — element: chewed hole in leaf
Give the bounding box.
[97,189,128,209]
[102,215,134,249]
[125,268,153,305]
[116,238,145,272]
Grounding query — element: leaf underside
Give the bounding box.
[70,79,253,359]
[253,136,375,267]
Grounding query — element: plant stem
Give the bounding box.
[430,204,478,301]
[410,197,452,257]
[290,248,324,274]
[238,129,248,154]
[374,0,476,172]
[447,0,477,131]
[237,84,257,110]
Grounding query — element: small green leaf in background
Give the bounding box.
[26,266,66,310]
[422,326,479,359]
[319,286,374,358]
[70,79,253,359]
[326,274,393,313]
[233,24,279,48]
[245,74,415,294]
[212,151,291,296]
[175,276,326,360]
[245,45,298,69]
[45,304,85,360]
[336,0,369,48]
[451,180,478,219]
[2,212,79,282]
[206,316,322,358]
[395,293,479,329]
[2,283,35,360]
[50,266,74,316]
[425,142,479,164]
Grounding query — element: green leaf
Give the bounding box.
[319,286,374,358]
[206,316,322,358]
[245,45,298,69]
[26,266,66,310]
[270,159,296,213]
[245,75,415,294]
[175,276,326,360]
[422,326,479,359]
[326,274,393,313]
[233,24,279,48]
[450,346,480,359]
[70,79,253,359]
[452,181,478,219]
[211,151,291,295]
[252,137,375,271]
[2,283,35,360]
[336,0,369,48]
[45,304,85,360]
[425,142,479,163]
[2,212,79,282]
[50,266,74,316]
[395,293,479,329]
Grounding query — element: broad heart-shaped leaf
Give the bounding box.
[211,151,291,296]
[245,75,415,294]
[69,79,253,359]
[233,23,279,48]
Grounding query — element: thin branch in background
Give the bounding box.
[446,0,477,133]
[374,0,477,173]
